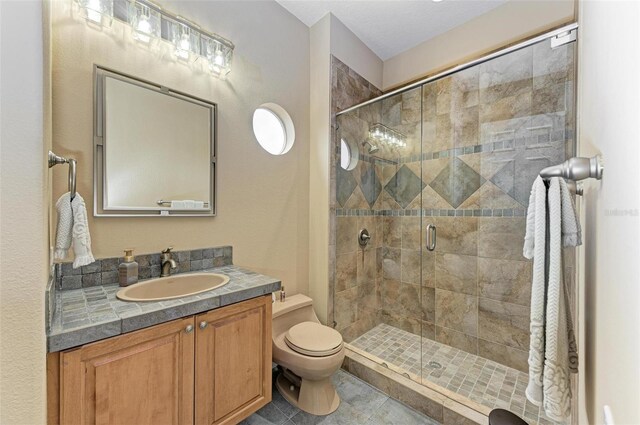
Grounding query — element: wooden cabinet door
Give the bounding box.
[195,295,272,425]
[60,316,195,425]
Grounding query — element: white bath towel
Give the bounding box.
[54,192,95,269]
[523,177,581,421]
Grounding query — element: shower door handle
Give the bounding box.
[426,224,436,251]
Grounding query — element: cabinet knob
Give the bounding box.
[185,325,194,333]
[199,321,208,330]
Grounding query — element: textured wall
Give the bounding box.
[0,1,48,422]
[331,56,382,337]
[51,0,310,297]
[335,38,577,373]
[309,14,384,324]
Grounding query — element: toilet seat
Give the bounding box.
[284,321,343,357]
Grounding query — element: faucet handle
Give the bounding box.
[162,247,173,254]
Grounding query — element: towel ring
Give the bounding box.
[48,151,77,200]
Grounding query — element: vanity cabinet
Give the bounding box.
[48,295,272,425]
[195,296,272,425]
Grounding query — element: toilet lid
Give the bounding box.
[285,322,343,357]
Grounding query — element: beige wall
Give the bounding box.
[0,1,48,422]
[382,0,576,90]
[329,15,383,90]
[51,0,310,296]
[308,14,332,323]
[577,1,640,424]
[308,13,383,324]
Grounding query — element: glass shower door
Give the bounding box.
[420,37,576,403]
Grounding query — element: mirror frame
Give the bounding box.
[93,65,217,217]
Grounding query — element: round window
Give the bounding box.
[340,138,358,170]
[252,103,295,155]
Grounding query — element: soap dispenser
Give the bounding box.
[118,249,138,287]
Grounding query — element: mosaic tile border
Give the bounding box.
[336,208,527,217]
[351,131,573,167]
[55,246,233,291]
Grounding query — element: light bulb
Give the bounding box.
[86,0,102,23]
[135,16,151,43]
[214,50,225,67]
[176,35,190,59]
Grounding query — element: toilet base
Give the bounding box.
[276,372,340,416]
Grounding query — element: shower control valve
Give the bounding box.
[358,229,371,247]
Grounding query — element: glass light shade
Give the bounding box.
[170,21,198,61]
[204,37,233,77]
[128,2,161,44]
[76,0,113,26]
[369,123,406,148]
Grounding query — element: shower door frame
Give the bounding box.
[336,23,578,118]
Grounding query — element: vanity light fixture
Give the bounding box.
[76,0,113,26]
[203,35,233,77]
[74,0,235,78]
[369,123,406,148]
[170,18,199,61]
[128,1,160,44]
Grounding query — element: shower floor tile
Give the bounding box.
[350,324,566,425]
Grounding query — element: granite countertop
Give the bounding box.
[47,265,281,352]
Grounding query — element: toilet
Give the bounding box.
[272,294,345,415]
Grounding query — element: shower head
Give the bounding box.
[362,140,379,154]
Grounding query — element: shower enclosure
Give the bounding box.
[332,28,576,425]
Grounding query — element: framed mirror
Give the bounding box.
[94,66,216,216]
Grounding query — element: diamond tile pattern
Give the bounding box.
[336,165,357,207]
[384,165,425,208]
[490,160,516,198]
[429,158,485,208]
[360,163,382,208]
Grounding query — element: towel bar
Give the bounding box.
[48,151,77,200]
[540,155,603,197]
[540,155,603,181]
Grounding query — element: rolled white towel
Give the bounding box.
[54,192,95,268]
[71,193,95,268]
[171,200,186,209]
[54,193,73,260]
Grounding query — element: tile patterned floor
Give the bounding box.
[242,369,440,425]
[350,324,564,425]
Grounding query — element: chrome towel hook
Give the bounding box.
[48,151,77,200]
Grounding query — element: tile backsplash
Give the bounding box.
[55,246,233,290]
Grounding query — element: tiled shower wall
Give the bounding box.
[334,41,576,373]
[329,56,383,336]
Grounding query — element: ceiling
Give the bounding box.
[276,0,507,60]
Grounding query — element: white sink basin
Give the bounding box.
[116,273,230,302]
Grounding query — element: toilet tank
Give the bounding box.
[272,294,320,337]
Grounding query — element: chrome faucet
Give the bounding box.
[161,247,177,277]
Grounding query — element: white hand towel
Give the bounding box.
[523,177,581,421]
[71,193,95,268]
[54,192,95,269]
[184,200,195,209]
[524,176,547,408]
[54,193,73,260]
[194,201,204,209]
[171,200,186,209]
[558,179,580,375]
